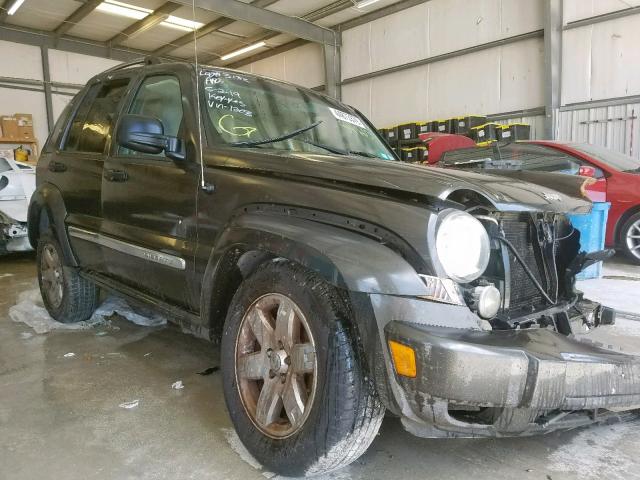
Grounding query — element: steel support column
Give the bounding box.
[40,45,54,133]
[323,43,340,100]
[543,0,562,139]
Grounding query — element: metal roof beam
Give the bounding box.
[0,23,182,63]
[225,38,309,68]
[172,0,340,46]
[54,0,103,37]
[207,0,351,65]
[153,0,278,56]
[335,0,430,31]
[108,1,181,46]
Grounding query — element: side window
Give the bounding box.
[64,79,129,154]
[119,75,183,156]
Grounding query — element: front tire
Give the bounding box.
[221,259,384,477]
[37,232,99,323]
[621,212,640,265]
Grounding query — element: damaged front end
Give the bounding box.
[376,201,640,438]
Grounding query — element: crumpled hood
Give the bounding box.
[211,150,592,214]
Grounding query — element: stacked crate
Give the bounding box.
[378,114,531,160]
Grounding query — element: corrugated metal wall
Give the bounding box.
[558,103,640,159]
[340,0,545,128]
[237,42,325,89]
[558,0,640,158]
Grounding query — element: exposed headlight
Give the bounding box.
[435,209,490,283]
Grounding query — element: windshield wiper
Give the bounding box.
[229,121,322,147]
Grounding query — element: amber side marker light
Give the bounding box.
[388,340,417,378]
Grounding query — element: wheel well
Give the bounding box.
[28,206,51,248]
[614,204,640,244]
[205,248,276,341]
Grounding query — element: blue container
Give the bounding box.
[567,202,611,280]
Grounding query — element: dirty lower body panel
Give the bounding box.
[385,320,640,438]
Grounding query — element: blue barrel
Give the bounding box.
[567,202,611,280]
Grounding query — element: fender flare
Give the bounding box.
[214,213,429,294]
[27,183,77,266]
[199,213,430,337]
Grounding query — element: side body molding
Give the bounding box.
[214,213,430,296]
[27,182,77,266]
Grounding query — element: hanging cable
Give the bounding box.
[192,0,206,189]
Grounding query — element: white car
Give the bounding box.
[0,157,35,253]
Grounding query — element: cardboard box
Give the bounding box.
[1,116,19,138]
[15,113,33,127]
[17,126,35,140]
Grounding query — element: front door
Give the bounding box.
[101,70,199,309]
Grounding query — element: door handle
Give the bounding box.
[104,169,129,182]
[48,161,67,173]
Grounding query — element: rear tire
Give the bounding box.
[37,231,99,323]
[221,259,384,477]
[620,212,640,265]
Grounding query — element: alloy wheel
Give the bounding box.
[41,244,64,309]
[627,219,640,260]
[235,293,317,439]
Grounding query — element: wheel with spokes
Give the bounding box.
[621,213,640,265]
[222,259,385,477]
[37,232,99,323]
[235,293,317,438]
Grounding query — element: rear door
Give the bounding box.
[54,76,132,272]
[101,67,200,309]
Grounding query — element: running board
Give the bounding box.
[80,270,211,340]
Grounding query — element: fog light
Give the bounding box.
[388,340,417,378]
[472,285,501,319]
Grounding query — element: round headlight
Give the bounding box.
[435,210,490,283]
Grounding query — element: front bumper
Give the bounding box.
[384,320,640,437]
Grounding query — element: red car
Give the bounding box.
[439,141,640,264]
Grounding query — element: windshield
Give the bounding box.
[199,68,394,160]
[565,143,640,172]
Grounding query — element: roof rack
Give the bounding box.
[103,56,165,74]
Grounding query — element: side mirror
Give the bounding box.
[116,114,185,162]
[578,165,596,178]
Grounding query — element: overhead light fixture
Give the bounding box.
[162,15,204,32]
[220,41,267,61]
[96,0,151,20]
[96,1,204,32]
[7,0,26,16]
[355,0,382,8]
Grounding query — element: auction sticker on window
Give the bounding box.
[329,107,366,129]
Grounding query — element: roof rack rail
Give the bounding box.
[103,56,165,74]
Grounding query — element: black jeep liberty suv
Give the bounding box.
[29,58,640,477]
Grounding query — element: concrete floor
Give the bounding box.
[1,253,640,480]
